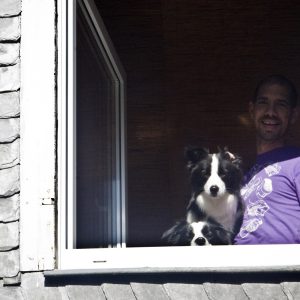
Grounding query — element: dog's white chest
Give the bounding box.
[196,193,238,231]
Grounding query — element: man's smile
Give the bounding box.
[261,118,280,127]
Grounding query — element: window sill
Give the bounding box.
[58,244,300,270]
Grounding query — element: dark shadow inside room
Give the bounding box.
[77,1,300,247]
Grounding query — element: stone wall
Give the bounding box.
[0,0,22,285]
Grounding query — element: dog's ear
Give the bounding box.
[210,226,233,245]
[231,155,242,169]
[161,220,194,246]
[202,222,233,245]
[185,147,209,170]
[220,147,242,168]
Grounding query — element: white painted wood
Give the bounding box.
[57,0,67,262]
[58,0,127,267]
[59,244,300,270]
[20,0,56,271]
[57,0,75,260]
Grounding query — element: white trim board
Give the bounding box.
[59,244,300,270]
[20,0,56,271]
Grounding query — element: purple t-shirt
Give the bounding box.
[234,146,300,244]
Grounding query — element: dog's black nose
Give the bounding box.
[210,185,219,196]
[195,237,206,246]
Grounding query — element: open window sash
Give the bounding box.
[58,0,126,263]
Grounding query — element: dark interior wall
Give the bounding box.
[96,0,300,246]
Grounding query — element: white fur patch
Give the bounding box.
[226,151,236,160]
[203,154,226,197]
[190,222,210,246]
[196,193,238,231]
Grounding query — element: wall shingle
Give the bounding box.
[0,17,20,41]
[0,92,20,118]
[0,138,19,169]
[0,287,23,299]
[0,165,19,197]
[0,0,21,17]
[0,118,19,143]
[0,249,19,278]
[0,43,19,65]
[0,64,20,92]
[0,194,19,223]
[0,0,21,287]
[0,221,19,251]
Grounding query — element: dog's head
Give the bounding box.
[196,220,233,245]
[185,146,243,198]
[161,219,232,246]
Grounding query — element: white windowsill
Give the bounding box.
[58,244,300,270]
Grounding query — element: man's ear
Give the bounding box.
[249,101,255,120]
[290,107,299,125]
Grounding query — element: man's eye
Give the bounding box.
[278,101,289,108]
[256,100,267,105]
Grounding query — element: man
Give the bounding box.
[234,74,300,244]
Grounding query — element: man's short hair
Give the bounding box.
[253,74,298,108]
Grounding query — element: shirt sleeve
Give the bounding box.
[294,162,300,205]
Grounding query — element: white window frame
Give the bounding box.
[20,0,56,271]
[57,0,300,270]
[59,0,127,251]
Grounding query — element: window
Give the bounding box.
[58,0,126,254]
[58,0,300,270]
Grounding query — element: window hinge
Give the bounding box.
[41,198,55,205]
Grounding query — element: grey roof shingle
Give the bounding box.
[164,283,209,300]
[242,283,288,300]
[203,283,248,300]
[130,282,169,300]
[102,283,136,300]
[3,281,300,300]
[281,282,300,300]
[3,268,298,299]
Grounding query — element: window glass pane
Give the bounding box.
[76,5,116,248]
[93,1,300,248]
[70,1,300,251]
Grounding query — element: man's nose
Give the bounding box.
[264,103,278,116]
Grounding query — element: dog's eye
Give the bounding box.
[219,169,227,178]
[219,171,226,179]
[201,169,207,175]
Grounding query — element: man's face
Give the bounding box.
[249,83,298,145]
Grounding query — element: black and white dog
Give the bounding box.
[162,218,233,246]
[162,147,244,246]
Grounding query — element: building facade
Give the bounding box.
[1,0,300,299]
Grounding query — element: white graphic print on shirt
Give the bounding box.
[239,163,279,239]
